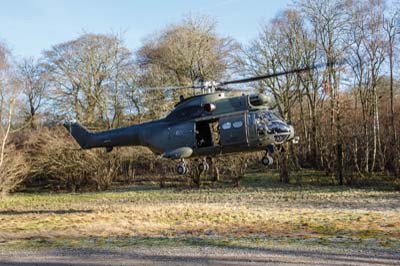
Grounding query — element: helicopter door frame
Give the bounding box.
[219,112,249,146]
[195,119,220,149]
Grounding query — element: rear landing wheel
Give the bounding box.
[176,161,188,175]
[198,159,209,172]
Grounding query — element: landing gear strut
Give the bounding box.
[176,159,188,175]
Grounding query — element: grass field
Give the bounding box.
[0,171,399,252]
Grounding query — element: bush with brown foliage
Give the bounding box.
[0,143,27,197]
[22,127,119,192]
[13,126,266,191]
[217,153,255,187]
[182,153,259,188]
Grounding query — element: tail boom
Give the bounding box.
[63,121,142,150]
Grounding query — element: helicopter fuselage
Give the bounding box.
[63,61,332,174]
[65,92,294,161]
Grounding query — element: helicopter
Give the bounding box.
[64,64,322,175]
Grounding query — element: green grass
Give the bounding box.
[0,171,399,252]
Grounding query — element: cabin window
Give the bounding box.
[221,122,231,130]
[232,121,243,128]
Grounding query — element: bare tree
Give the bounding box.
[383,7,400,178]
[137,15,238,118]
[0,42,27,197]
[346,0,386,173]
[242,10,309,182]
[43,33,134,128]
[298,0,349,184]
[17,58,48,129]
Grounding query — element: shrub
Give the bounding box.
[24,127,119,192]
[0,143,27,197]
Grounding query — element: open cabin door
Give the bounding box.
[195,119,220,148]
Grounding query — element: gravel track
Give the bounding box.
[1,246,399,266]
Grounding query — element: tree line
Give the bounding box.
[0,0,399,195]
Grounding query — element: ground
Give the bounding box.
[0,171,399,265]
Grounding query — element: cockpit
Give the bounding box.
[250,109,294,143]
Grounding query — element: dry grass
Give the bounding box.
[0,172,399,251]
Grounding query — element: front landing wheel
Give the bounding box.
[261,155,274,166]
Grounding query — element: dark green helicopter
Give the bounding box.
[64,65,320,175]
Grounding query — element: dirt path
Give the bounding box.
[1,246,399,266]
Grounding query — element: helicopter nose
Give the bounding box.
[288,125,295,140]
[268,121,291,134]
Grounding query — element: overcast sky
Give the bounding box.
[0,0,292,59]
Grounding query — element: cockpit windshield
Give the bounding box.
[251,109,290,138]
[267,111,282,121]
[254,109,282,122]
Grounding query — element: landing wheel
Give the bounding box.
[176,161,188,175]
[261,154,274,166]
[198,160,209,172]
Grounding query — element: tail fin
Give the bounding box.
[63,120,92,149]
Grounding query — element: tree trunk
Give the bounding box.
[279,144,290,183]
[389,39,399,178]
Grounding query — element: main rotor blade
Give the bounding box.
[132,61,339,92]
[140,85,197,91]
[219,63,330,86]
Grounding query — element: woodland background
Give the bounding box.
[1,0,399,195]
